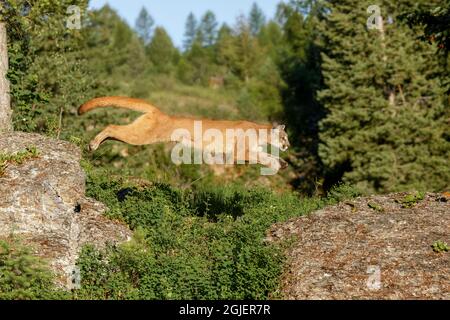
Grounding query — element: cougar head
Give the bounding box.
[272,124,290,152]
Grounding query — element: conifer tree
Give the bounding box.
[1,0,95,133]
[183,12,198,51]
[249,2,266,36]
[275,1,325,193]
[318,0,449,192]
[258,20,284,56]
[216,23,236,70]
[199,11,218,47]
[135,7,155,45]
[232,16,262,82]
[147,27,177,73]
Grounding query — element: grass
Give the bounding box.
[146,84,240,120]
[431,240,449,253]
[0,146,39,176]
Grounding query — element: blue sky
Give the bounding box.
[89,0,281,48]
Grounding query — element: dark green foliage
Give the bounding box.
[227,16,262,82]
[325,182,363,203]
[399,1,450,93]
[2,0,93,133]
[399,1,450,52]
[318,0,450,193]
[5,0,448,196]
[275,0,326,194]
[75,169,358,300]
[3,0,449,300]
[189,185,247,221]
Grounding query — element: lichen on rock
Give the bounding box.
[268,192,450,299]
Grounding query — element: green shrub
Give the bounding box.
[74,172,357,300]
[395,191,425,208]
[431,240,449,253]
[0,238,67,300]
[326,183,363,203]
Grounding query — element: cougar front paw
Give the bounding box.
[279,159,289,169]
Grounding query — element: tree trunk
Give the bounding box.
[378,16,396,107]
[0,22,12,132]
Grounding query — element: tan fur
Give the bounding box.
[78,96,290,170]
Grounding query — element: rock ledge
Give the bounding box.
[0,132,131,287]
[268,192,449,299]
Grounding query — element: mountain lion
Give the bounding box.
[78,96,290,171]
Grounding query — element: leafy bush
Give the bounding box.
[326,182,363,203]
[74,170,358,299]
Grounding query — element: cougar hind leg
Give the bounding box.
[89,124,135,151]
[88,114,158,151]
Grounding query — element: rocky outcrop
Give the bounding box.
[268,192,449,300]
[0,132,131,287]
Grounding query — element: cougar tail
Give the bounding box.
[78,96,159,115]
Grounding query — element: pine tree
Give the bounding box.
[399,1,450,53]
[318,0,449,192]
[233,15,263,82]
[399,1,450,93]
[199,11,218,47]
[135,7,154,45]
[258,20,283,55]
[86,5,137,76]
[216,23,238,73]
[275,0,325,193]
[249,2,266,36]
[147,27,177,73]
[183,12,198,51]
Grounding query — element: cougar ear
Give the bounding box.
[272,122,279,129]
[277,124,285,130]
